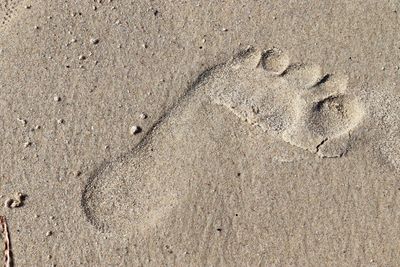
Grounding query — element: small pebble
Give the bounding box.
[46,231,53,237]
[17,118,27,125]
[222,28,228,32]
[24,141,32,147]
[130,125,142,135]
[57,119,64,124]
[78,55,86,60]
[54,96,61,102]
[139,113,147,120]
[90,38,100,45]
[8,192,25,208]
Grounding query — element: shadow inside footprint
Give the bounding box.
[81,46,365,233]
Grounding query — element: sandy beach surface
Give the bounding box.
[1,0,400,266]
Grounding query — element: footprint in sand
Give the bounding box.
[81,46,365,233]
[0,0,21,27]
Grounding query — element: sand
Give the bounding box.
[1,0,400,266]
